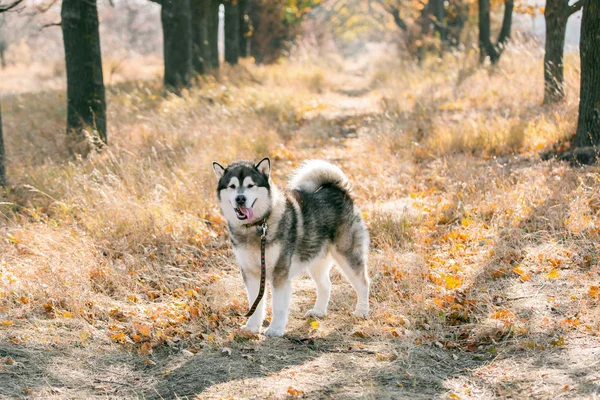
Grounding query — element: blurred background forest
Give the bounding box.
[0,0,599,399]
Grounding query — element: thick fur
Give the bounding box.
[213,159,370,337]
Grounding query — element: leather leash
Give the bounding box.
[243,218,268,318]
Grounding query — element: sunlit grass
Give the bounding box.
[1,44,599,366]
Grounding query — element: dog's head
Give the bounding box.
[212,158,271,227]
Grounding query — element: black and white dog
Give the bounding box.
[213,158,370,337]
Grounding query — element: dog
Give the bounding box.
[212,158,370,337]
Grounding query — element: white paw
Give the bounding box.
[241,323,260,334]
[305,308,327,318]
[352,309,369,319]
[263,325,285,337]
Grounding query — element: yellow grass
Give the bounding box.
[1,46,599,398]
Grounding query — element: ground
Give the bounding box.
[1,47,599,399]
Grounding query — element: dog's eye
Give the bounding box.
[248,184,255,188]
[229,184,235,189]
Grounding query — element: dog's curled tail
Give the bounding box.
[288,160,352,193]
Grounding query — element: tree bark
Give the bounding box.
[543,0,584,104]
[478,0,513,64]
[161,0,192,90]
[61,0,107,152]
[0,100,5,187]
[224,0,239,65]
[238,0,249,57]
[574,0,600,148]
[208,0,220,69]
[543,0,569,104]
[190,0,210,75]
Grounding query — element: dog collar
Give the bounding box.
[242,212,270,234]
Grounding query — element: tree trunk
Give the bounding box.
[0,45,5,68]
[208,0,220,69]
[190,0,210,75]
[497,0,514,50]
[0,100,5,187]
[543,0,569,104]
[574,0,600,147]
[61,0,106,153]
[478,0,513,64]
[224,0,239,65]
[431,0,447,43]
[161,0,192,90]
[239,0,249,57]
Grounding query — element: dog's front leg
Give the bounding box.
[264,265,291,337]
[241,270,266,333]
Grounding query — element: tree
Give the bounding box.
[0,99,5,187]
[191,0,210,75]
[208,0,220,69]
[161,0,193,89]
[224,0,239,64]
[478,0,513,64]
[239,0,249,57]
[543,0,584,104]
[0,0,23,186]
[0,0,22,12]
[61,0,107,154]
[573,0,600,148]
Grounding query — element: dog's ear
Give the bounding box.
[255,157,271,178]
[212,162,226,180]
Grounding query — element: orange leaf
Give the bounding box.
[1,320,13,327]
[520,273,531,282]
[550,336,565,346]
[110,332,127,343]
[134,322,152,337]
[444,275,462,290]
[138,342,153,356]
[491,268,505,279]
[544,269,560,279]
[287,386,305,397]
[491,309,514,320]
[589,286,599,299]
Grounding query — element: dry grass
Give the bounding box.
[1,45,599,399]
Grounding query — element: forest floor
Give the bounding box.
[1,48,600,399]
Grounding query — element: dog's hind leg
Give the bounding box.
[332,220,370,318]
[305,256,333,318]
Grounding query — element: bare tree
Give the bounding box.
[208,0,219,69]
[0,0,22,13]
[478,0,513,64]
[61,0,107,153]
[238,0,249,57]
[224,0,238,65]
[573,0,600,148]
[160,0,193,89]
[543,0,584,104]
[191,0,210,75]
[0,0,23,186]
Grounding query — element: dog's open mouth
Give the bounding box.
[235,206,254,221]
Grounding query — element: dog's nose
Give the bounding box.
[235,195,246,206]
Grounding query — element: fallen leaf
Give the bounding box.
[138,343,153,356]
[287,386,305,397]
[134,322,152,337]
[544,269,560,279]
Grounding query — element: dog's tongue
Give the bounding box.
[240,207,254,221]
